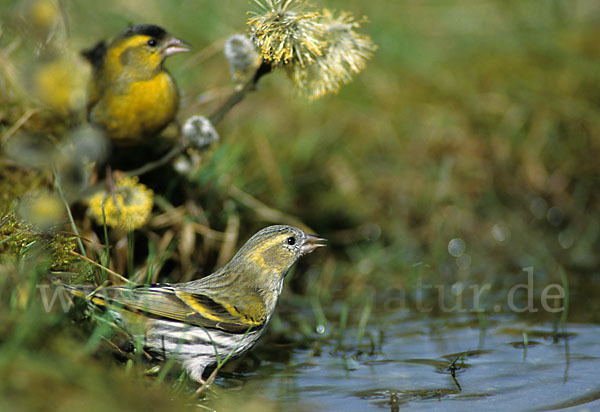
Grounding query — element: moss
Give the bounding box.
[0,213,91,281]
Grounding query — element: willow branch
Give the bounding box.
[124,60,272,178]
[209,60,272,126]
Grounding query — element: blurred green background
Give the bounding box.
[1,0,600,410]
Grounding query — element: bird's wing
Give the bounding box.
[66,285,264,333]
[174,290,267,331]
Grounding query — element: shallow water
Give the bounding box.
[216,314,600,411]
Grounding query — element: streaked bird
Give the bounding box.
[65,225,326,382]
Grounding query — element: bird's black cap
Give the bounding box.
[121,24,168,40]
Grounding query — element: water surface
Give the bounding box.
[213,314,600,411]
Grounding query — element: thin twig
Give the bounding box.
[69,250,134,285]
[124,144,185,178]
[209,60,272,126]
[228,184,311,232]
[1,109,39,144]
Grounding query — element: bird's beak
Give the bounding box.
[161,36,191,57]
[300,234,327,255]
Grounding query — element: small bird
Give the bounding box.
[82,24,189,143]
[65,225,326,382]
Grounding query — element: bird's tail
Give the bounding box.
[55,281,110,309]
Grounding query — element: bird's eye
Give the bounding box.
[287,236,296,246]
[147,39,157,47]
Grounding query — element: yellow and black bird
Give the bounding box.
[82,24,189,143]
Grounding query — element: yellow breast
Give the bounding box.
[90,71,179,142]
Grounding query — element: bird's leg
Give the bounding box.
[193,366,220,396]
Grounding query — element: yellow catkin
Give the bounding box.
[88,177,154,232]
